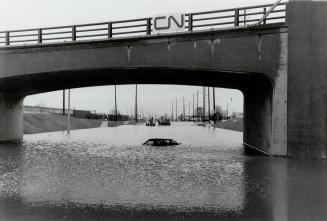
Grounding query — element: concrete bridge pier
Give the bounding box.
[243,32,288,157]
[243,84,273,155]
[243,83,288,157]
[287,0,327,159]
[0,94,24,143]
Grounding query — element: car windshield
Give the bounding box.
[170,139,178,145]
[144,140,154,145]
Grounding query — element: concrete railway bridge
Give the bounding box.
[0,0,326,159]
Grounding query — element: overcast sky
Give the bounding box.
[0,0,280,115]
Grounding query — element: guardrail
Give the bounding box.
[0,2,286,47]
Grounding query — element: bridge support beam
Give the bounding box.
[0,94,24,143]
[287,0,327,159]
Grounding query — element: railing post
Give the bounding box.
[108,22,112,38]
[244,9,247,25]
[188,14,193,31]
[263,8,267,25]
[38,29,42,44]
[146,18,151,35]
[72,26,76,41]
[234,9,239,27]
[5,31,9,46]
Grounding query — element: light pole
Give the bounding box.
[67,89,71,134]
[135,84,138,122]
[192,94,195,121]
[202,87,206,122]
[183,96,185,121]
[175,98,177,121]
[171,100,174,120]
[208,87,211,123]
[188,102,190,121]
[226,97,232,118]
[114,85,117,122]
[213,87,216,123]
[62,90,65,116]
[196,91,199,121]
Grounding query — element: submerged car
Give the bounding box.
[143,138,180,146]
[158,118,171,126]
[146,120,156,126]
[146,117,156,126]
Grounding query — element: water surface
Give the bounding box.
[0,122,326,220]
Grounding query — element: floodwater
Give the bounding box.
[0,122,326,221]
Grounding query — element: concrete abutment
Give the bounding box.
[243,33,288,157]
[243,71,288,157]
[287,0,327,159]
[243,85,273,155]
[244,0,327,158]
[0,94,24,143]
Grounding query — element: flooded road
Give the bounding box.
[0,122,326,220]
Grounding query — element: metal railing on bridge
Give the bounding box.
[0,2,286,47]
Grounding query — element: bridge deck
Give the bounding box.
[0,2,286,47]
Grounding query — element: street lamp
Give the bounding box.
[226,97,232,118]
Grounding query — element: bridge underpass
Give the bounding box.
[0,24,288,158]
[0,0,326,159]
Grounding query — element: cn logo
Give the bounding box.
[152,13,186,34]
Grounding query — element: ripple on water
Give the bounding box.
[0,123,247,216]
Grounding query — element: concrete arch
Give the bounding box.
[0,67,273,96]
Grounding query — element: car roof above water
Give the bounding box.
[143,138,180,146]
[147,138,173,141]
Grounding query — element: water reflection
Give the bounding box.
[0,122,326,220]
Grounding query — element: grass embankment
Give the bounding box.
[24,113,102,134]
[212,117,243,132]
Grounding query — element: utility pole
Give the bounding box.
[203,87,206,122]
[213,87,216,123]
[192,94,195,121]
[188,102,191,121]
[62,90,65,116]
[175,98,177,121]
[135,84,138,122]
[196,91,199,121]
[171,100,174,120]
[208,87,211,123]
[212,87,216,110]
[67,89,71,134]
[114,85,118,122]
[183,96,185,121]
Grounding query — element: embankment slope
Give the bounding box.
[24,113,102,134]
[213,117,243,132]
